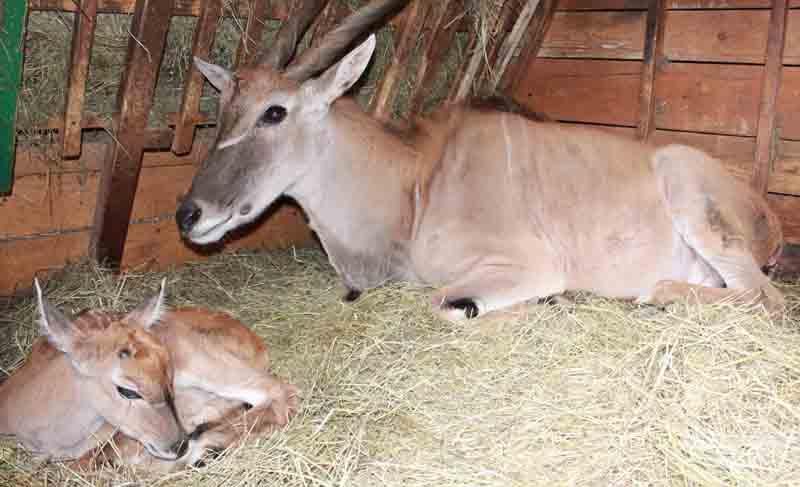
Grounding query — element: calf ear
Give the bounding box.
[34,279,85,355]
[301,34,376,111]
[194,57,233,93]
[125,278,167,330]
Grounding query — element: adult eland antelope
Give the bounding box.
[0,279,298,469]
[176,0,785,319]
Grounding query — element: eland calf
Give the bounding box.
[176,0,784,319]
[0,280,298,470]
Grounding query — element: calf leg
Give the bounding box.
[650,145,784,312]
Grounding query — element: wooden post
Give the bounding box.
[489,0,541,93]
[172,0,222,155]
[369,0,425,120]
[752,0,789,195]
[90,0,175,266]
[62,0,98,158]
[636,0,666,140]
[0,0,28,194]
[498,0,555,93]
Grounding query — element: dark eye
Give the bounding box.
[259,105,287,125]
[117,386,143,400]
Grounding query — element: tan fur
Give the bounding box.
[178,10,784,319]
[0,288,298,471]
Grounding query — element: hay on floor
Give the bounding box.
[1,247,799,486]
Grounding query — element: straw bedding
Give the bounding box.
[1,247,799,486]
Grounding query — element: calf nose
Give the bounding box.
[176,200,202,235]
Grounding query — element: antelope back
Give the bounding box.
[31,280,186,460]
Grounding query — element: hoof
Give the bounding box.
[342,289,362,302]
[444,298,479,319]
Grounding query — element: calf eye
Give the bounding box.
[117,386,143,400]
[259,105,287,125]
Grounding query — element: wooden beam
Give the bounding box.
[752,0,789,195]
[489,0,541,93]
[499,0,556,93]
[407,0,459,115]
[172,0,222,155]
[636,0,666,140]
[90,0,175,266]
[309,0,350,46]
[370,0,425,120]
[62,0,98,158]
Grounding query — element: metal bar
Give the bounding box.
[752,0,789,195]
[636,0,666,140]
[0,0,28,194]
[369,0,424,119]
[172,0,222,155]
[489,0,541,93]
[62,0,99,158]
[89,0,175,266]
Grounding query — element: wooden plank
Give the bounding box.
[62,0,98,159]
[637,0,666,140]
[501,0,557,92]
[777,67,800,140]
[172,0,222,155]
[768,193,800,244]
[558,0,800,9]
[370,0,426,119]
[29,0,289,18]
[0,203,313,296]
[490,0,542,92]
[512,58,642,126]
[654,62,762,136]
[310,0,350,46]
[475,0,524,90]
[539,11,645,60]
[771,139,800,195]
[752,0,789,194]
[664,10,768,64]
[90,0,175,266]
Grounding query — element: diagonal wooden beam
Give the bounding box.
[636,0,666,140]
[172,0,222,155]
[234,0,270,68]
[369,0,425,120]
[90,0,175,266]
[489,0,541,93]
[752,0,789,195]
[498,0,555,93]
[62,0,98,158]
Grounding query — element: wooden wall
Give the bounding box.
[511,0,800,249]
[0,139,313,295]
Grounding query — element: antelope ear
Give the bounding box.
[125,278,167,329]
[302,34,376,109]
[194,56,233,93]
[35,278,84,355]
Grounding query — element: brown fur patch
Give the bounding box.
[705,196,743,249]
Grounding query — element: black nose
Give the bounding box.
[176,200,201,234]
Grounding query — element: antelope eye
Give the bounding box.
[117,386,143,400]
[259,105,287,125]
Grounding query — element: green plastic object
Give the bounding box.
[0,0,28,194]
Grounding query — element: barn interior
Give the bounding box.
[1,1,800,485]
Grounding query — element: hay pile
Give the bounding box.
[1,247,800,486]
